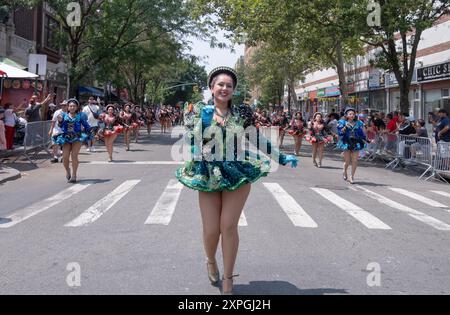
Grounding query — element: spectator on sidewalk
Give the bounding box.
[0,108,6,151]
[25,93,53,122]
[82,96,100,152]
[414,119,429,138]
[3,103,16,150]
[436,109,450,143]
[398,114,416,135]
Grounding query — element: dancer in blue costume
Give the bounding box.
[337,107,367,184]
[56,98,92,183]
[175,67,298,295]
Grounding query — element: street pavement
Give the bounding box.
[0,127,449,295]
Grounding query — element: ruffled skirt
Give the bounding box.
[337,138,366,151]
[175,156,271,192]
[55,132,92,145]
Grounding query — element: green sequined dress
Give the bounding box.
[175,102,292,192]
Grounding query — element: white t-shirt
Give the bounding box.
[83,104,100,127]
[52,109,64,136]
[4,109,16,127]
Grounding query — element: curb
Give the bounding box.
[0,167,21,184]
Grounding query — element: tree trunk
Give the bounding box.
[399,81,410,114]
[335,41,348,110]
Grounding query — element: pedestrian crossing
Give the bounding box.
[0,180,449,231]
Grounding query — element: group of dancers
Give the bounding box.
[158,105,182,133]
[49,99,158,183]
[253,108,367,183]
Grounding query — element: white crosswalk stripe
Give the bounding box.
[389,188,448,208]
[311,188,391,230]
[430,190,450,199]
[2,179,448,231]
[0,182,93,228]
[354,186,450,231]
[65,180,141,227]
[145,179,184,225]
[263,183,318,228]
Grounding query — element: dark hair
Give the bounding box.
[210,74,234,109]
[438,109,448,115]
[387,113,393,119]
[67,99,80,113]
[418,119,426,127]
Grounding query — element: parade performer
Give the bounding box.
[175,67,298,295]
[120,103,134,151]
[306,112,330,168]
[272,109,289,149]
[56,99,92,183]
[145,107,156,135]
[133,105,144,143]
[288,112,306,156]
[99,104,123,162]
[337,107,367,184]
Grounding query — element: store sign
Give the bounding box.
[386,72,398,87]
[317,88,326,97]
[417,61,450,82]
[325,86,340,97]
[356,80,368,92]
[369,70,385,89]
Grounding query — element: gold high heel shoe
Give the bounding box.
[221,274,239,295]
[206,260,219,285]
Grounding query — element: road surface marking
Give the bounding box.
[389,188,448,208]
[145,179,184,225]
[355,186,450,231]
[0,183,93,228]
[311,188,391,230]
[65,180,141,227]
[263,183,318,228]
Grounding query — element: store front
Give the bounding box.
[418,61,450,116]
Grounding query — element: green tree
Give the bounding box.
[358,0,450,113]
[191,0,364,107]
[38,0,201,96]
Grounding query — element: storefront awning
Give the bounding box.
[0,57,27,70]
[78,86,105,97]
[0,62,39,79]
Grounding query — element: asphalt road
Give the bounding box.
[1,127,449,295]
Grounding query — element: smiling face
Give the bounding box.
[314,114,322,122]
[346,110,356,121]
[210,74,234,105]
[68,102,78,114]
[108,107,114,115]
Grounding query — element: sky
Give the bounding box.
[187,33,245,101]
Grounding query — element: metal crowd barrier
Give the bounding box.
[11,121,53,164]
[386,135,433,179]
[424,141,450,182]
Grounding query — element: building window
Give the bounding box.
[44,14,59,52]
